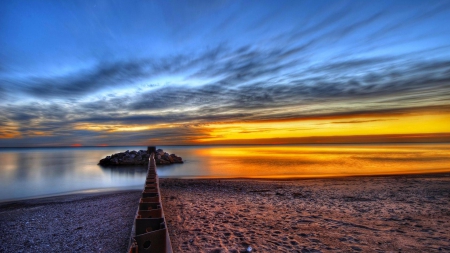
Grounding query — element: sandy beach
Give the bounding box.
[1,174,449,253]
[160,174,450,253]
[0,190,141,253]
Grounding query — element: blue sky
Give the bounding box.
[1,0,450,146]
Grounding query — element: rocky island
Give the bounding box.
[98,148,183,166]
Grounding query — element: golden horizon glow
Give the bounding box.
[196,113,450,143]
[3,109,449,145]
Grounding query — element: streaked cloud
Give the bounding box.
[0,0,449,146]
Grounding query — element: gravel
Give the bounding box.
[0,190,141,253]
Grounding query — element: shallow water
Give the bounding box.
[0,144,449,201]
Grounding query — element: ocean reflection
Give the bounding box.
[0,144,449,201]
[99,165,148,177]
[157,144,450,178]
[0,147,149,201]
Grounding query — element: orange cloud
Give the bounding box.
[195,112,450,142]
[194,133,450,145]
[246,104,450,124]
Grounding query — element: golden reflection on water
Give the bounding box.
[192,144,450,178]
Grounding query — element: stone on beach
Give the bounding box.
[98,148,183,166]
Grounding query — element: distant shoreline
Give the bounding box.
[0,140,449,149]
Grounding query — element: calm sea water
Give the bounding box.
[0,144,449,202]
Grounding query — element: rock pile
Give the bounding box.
[154,148,183,165]
[98,148,183,166]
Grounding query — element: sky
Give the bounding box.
[0,0,450,147]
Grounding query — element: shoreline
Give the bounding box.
[4,171,449,204]
[158,171,450,181]
[0,187,143,205]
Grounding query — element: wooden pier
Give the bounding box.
[128,147,172,253]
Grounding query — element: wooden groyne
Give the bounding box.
[128,147,172,253]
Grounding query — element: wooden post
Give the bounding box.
[147,146,156,154]
[128,149,173,253]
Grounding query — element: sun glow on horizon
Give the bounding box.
[196,112,450,143]
[1,109,448,146]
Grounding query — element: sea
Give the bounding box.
[0,144,449,202]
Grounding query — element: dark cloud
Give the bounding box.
[55,56,449,130]
[2,46,227,98]
[0,85,5,100]
[329,119,396,124]
[0,118,212,146]
[312,57,395,73]
[2,25,449,109]
[163,61,446,111]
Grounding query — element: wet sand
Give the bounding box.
[0,190,141,253]
[160,174,450,253]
